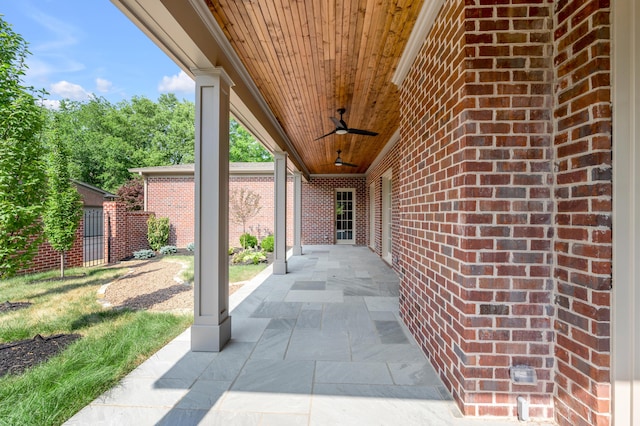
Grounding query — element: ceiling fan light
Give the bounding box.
[335,129,348,135]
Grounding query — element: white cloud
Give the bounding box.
[40,99,61,110]
[158,71,194,93]
[50,81,91,101]
[95,78,113,93]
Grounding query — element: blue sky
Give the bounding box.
[2,0,195,107]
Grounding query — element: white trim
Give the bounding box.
[335,188,356,245]
[369,181,376,251]
[366,129,400,176]
[612,0,639,422]
[381,169,393,264]
[391,0,446,86]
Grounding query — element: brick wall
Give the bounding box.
[126,211,152,255]
[146,175,294,249]
[18,221,84,275]
[370,0,612,422]
[229,176,294,247]
[552,1,612,425]
[146,176,195,247]
[302,177,367,246]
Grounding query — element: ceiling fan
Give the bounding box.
[315,108,379,140]
[333,149,357,167]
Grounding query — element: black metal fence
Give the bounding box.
[83,208,105,266]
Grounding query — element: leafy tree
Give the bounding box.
[0,17,48,278]
[229,119,272,162]
[230,188,262,247]
[116,177,144,211]
[42,123,83,278]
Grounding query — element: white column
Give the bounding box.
[273,152,288,274]
[191,68,233,352]
[613,0,640,421]
[292,171,302,256]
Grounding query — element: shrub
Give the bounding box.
[133,249,155,260]
[186,242,195,252]
[116,177,144,211]
[147,215,170,251]
[228,247,234,255]
[159,245,177,255]
[239,233,257,249]
[261,235,274,252]
[232,249,266,265]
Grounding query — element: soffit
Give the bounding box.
[204,0,425,175]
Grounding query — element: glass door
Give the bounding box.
[335,189,355,244]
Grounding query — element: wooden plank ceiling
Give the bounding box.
[205,0,424,175]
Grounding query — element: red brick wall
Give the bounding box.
[370,0,612,422]
[553,1,612,425]
[18,220,84,275]
[145,176,195,247]
[126,211,152,255]
[146,175,294,249]
[302,177,367,246]
[391,0,558,419]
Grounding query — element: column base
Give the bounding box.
[191,316,231,352]
[292,245,302,256]
[273,259,288,275]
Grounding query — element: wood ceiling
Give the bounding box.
[204,0,425,175]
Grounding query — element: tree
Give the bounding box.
[229,188,262,247]
[116,177,144,211]
[229,119,272,162]
[0,17,48,279]
[42,124,83,278]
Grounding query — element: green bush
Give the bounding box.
[228,247,235,255]
[159,245,177,255]
[186,242,195,252]
[133,249,155,259]
[261,235,274,252]
[239,233,257,249]
[231,249,266,265]
[147,215,170,251]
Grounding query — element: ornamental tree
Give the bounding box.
[42,124,83,278]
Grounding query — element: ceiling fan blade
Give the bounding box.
[342,162,358,167]
[330,116,346,130]
[347,128,378,136]
[314,129,337,140]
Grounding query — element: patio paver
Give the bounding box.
[65,245,548,426]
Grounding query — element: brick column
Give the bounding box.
[103,200,127,263]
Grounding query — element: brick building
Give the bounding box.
[112,0,639,424]
[130,163,294,248]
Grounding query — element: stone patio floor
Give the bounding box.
[65,245,548,425]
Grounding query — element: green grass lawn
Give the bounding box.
[171,254,269,284]
[0,266,192,426]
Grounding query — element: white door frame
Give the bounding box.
[381,169,393,264]
[612,0,639,423]
[369,182,376,250]
[335,188,356,245]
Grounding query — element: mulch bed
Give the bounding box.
[0,301,32,313]
[0,334,81,378]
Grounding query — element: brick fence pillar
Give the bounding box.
[103,200,127,263]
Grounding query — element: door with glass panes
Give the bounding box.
[335,189,355,244]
